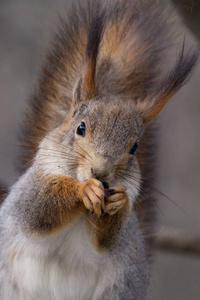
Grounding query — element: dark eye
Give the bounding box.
[76,122,86,137]
[129,142,138,155]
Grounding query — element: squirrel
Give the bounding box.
[0,0,198,299]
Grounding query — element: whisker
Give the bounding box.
[37,154,74,160]
[42,135,87,160]
[38,146,77,157]
[53,130,93,160]
[117,169,188,216]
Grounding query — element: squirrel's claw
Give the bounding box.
[79,178,105,218]
[105,186,128,216]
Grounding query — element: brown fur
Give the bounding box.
[17,174,84,235]
[87,200,130,250]
[18,0,198,258]
[1,1,199,299]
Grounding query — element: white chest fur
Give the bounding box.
[11,217,116,300]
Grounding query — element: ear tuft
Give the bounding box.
[84,10,105,99]
[142,43,199,124]
[73,9,106,103]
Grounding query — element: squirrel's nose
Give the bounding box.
[91,168,109,181]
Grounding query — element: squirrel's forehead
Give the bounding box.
[86,116,138,156]
[86,105,139,133]
[86,109,139,146]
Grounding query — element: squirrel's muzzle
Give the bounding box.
[91,167,110,182]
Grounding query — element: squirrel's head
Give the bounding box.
[59,41,198,190]
[69,98,143,185]
[39,37,198,203]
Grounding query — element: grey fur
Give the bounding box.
[0,0,198,299]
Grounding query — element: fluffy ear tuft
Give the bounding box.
[142,45,199,124]
[73,10,106,103]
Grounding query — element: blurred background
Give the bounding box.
[0,0,200,299]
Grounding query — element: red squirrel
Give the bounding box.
[0,0,198,299]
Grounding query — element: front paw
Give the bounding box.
[105,186,128,216]
[78,178,105,219]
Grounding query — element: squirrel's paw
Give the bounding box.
[79,178,105,219]
[105,186,128,216]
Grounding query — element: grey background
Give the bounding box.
[0,1,200,299]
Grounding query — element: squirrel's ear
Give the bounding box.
[73,10,105,104]
[73,77,83,104]
[141,46,199,124]
[72,64,96,104]
[73,49,97,103]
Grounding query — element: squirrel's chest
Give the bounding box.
[12,217,116,300]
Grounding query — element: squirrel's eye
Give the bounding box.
[129,142,138,155]
[76,122,86,137]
